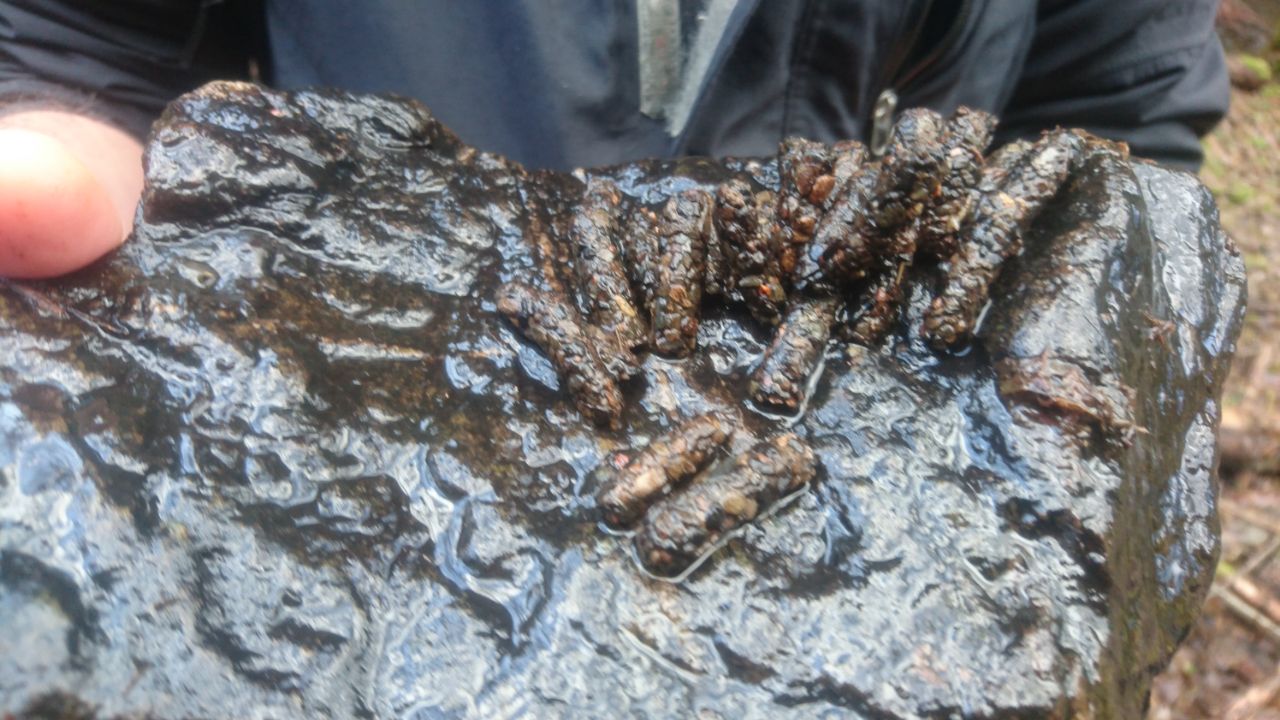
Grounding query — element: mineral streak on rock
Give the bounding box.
[749,297,837,411]
[496,281,624,429]
[595,412,733,527]
[996,353,1139,446]
[923,130,1084,348]
[568,178,647,350]
[651,189,713,357]
[634,433,818,576]
[0,82,1248,719]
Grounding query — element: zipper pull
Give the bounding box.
[869,88,898,158]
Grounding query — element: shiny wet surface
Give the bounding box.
[0,82,1246,718]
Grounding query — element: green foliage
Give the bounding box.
[1238,54,1273,83]
[1225,181,1257,205]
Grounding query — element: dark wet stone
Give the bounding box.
[0,82,1246,719]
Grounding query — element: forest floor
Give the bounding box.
[1148,4,1280,716]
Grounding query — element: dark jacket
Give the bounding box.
[0,1,1228,170]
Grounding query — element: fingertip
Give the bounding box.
[0,128,124,279]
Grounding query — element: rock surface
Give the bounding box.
[0,82,1246,718]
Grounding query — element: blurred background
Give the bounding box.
[1147,1,1280,717]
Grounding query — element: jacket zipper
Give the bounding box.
[869,0,975,154]
[894,0,976,91]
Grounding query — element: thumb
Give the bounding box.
[0,127,124,279]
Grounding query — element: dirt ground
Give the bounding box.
[1147,4,1280,717]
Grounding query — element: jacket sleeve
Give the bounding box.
[0,0,258,138]
[999,0,1228,170]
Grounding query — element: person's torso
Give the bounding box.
[262,0,1038,169]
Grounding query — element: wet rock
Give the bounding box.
[0,82,1246,718]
